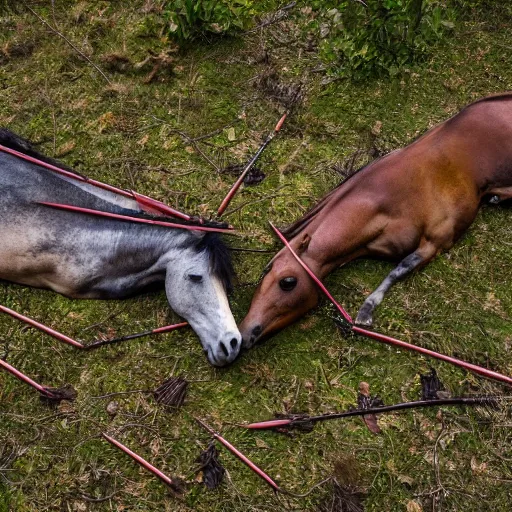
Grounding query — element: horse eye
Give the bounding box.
[189,274,203,282]
[279,277,297,291]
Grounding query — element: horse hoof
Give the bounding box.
[355,308,373,327]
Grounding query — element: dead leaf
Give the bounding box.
[420,368,448,400]
[357,381,383,434]
[196,444,224,489]
[106,401,119,416]
[406,500,423,512]
[67,312,84,320]
[371,120,382,136]
[150,438,161,457]
[358,382,370,396]
[398,474,414,487]
[56,140,75,157]
[470,456,488,475]
[363,414,381,434]
[137,134,149,146]
[255,438,269,449]
[57,400,75,415]
[418,413,438,441]
[304,379,315,390]
[96,112,115,133]
[226,127,236,141]
[484,291,503,313]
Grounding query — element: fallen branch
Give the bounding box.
[222,184,291,217]
[244,2,297,33]
[149,117,221,172]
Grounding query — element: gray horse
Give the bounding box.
[0,129,241,366]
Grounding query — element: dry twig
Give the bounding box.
[23,3,112,84]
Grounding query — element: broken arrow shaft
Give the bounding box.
[85,322,188,350]
[102,433,180,491]
[217,113,287,217]
[246,397,497,430]
[0,304,84,348]
[0,358,56,398]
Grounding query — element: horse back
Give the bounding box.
[305,95,512,263]
[382,95,512,205]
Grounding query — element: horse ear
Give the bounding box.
[297,233,311,255]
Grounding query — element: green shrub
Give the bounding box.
[163,0,270,42]
[315,0,455,80]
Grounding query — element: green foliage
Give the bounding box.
[315,0,455,80]
[451,0,510,19]
[163,0,267,42]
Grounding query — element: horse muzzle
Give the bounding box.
[240,318,275,348]
[240,324,262,348]
[206,332,242,366]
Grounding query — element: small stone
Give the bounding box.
[106,401,119,416]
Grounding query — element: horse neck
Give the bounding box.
[294,174,383,276]
[107,224,199,271]
[56,173,139,211]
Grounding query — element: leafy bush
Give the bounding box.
[163,0,270,42]
[315,0,455,80]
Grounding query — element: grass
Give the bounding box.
[0,2,511,511]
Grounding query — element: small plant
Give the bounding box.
[314,0,455,80]
[163,0,270,42]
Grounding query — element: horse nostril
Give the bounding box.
[230,337,238,349]
[219,342,229,357]
[252,325,262,337]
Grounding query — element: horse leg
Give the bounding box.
[355,245,437,327]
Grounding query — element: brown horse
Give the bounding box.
[240,93,512,347]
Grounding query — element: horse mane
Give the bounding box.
[281,162,370,240]
[0,128,229,230]
[463,91,512,109]
[0,128,79,174]
[196,233,235,292]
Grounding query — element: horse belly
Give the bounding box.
[0,221,92,296]
[0,246,77,295]
[365,218,423,260]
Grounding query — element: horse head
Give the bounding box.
[239,233,320,347]
[165,233,242,366]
